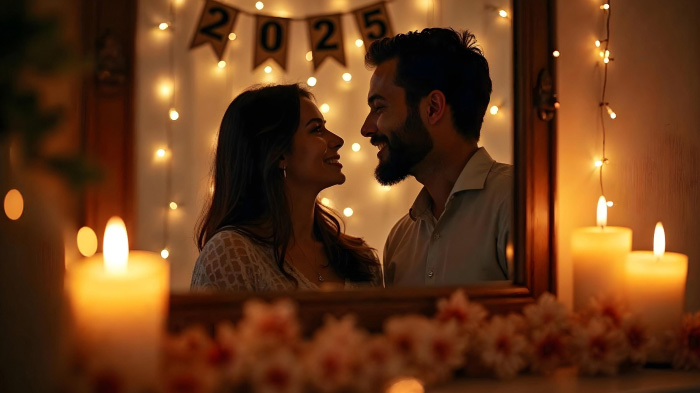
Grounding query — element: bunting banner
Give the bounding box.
[254,15,291,70]
[190,1,394,71]
[190,0,239,61]
[307,14,346,70]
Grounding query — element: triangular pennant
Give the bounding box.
[306,14,346,70]
[353,2,394,51]
[254,15,290,71]
[190,0,239,61]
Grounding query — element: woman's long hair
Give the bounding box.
[196,84,379,284]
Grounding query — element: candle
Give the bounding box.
[626,222,688,361]
[572,196,632,310]
[65,217,168,391]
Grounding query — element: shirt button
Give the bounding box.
[428,271,434,278]
[432,233,440,240]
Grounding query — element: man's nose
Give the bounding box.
[361,113,377,138]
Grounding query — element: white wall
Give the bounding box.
[556,0,700,311]
[135,0,513,291]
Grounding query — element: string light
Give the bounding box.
[77,227,98,257]
[342,73,352,82]
[552,50,560,58]
[321,197,332,207]
[264,66,272,73]
[320,103,330,113]
[255,1,264,10]
[600,3,610,10]
[594,160,603,167]
[351,143,361,152]
[595,40,601,47]
[159,22,169,30]
[355,39,364,47]
[498,9,508,18]
[3,189,23,220]
[596,0,613,199]
[489,105,499,115]
[305,51,313,61]
[343,207,354,217]
[228,33,237,40]
[156,148,167,158]
[217,60,226,68]
[607,201,614,207]
[381,185,391,191]
[169,202,178,210]
[161,249,170,259]
[169,108,179,120]
[307,76,317,87]
[605,104,617,119]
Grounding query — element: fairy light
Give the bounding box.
[595,40,601,47]
[596,0,613,200]
[498,9,508,18]
[343,207,354,217]
[77,226,98,257]
[159,22,169,30]
[320,103,330,113]
[255,1,264,10]
[3,189,23,220]
[228,33,237,40]
[162,0,178,261]
[605,104,617,119]
[169,108,179,120]
[355,39,364,47]
[321,197,331,207]
[381,185,391,191]
[607,201,614,207]
[307,76,317,87]
[161,249,170,259]
[264,65,272,73]
[489,105,499,115]
[342,73,352,82]
[217,60,226,68]
[169,202,178,210]
[600,3,610,10]
[594,160,603,168]
[156,148,166,158]
[305,51,313,61]
[552,50,560,57]
[351,143,361,152]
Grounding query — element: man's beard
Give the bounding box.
[373,107,433,186]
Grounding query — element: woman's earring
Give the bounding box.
[283,166,287,179]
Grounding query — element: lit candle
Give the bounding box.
[65,217,168,391]
[572,196,632,310]
[626,222,688,361]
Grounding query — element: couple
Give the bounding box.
[190,28,512,292]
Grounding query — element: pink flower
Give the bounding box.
[571,318,627,375]
[582,295,629,328]
[528,326,569,375]
[673,311,700,371]
[523,292,571,333]
[161,326,220,393]
[435,289,488,335]
[354,335,403,392]
[250,348,304,393]
[238,299,301,353]
[621,316,652,366]
[476,315,529,379]
[210,321,245,386]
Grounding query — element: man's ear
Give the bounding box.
[425,90,447,126]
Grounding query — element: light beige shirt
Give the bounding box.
[383,147,512,287]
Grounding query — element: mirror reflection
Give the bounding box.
[136,0,513,292]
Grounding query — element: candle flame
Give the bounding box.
[653,222,665,258]
[103,216,129,274]
[596,195,607,228]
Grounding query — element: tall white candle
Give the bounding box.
[66,217,168,392]
[572,196,632,310]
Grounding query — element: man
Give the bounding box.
[361,28,512,286]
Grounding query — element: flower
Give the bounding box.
[238,299,301,354]
[672,311,700,371]
[210,321,245,386]
[354,335,403,392]
[435,289,488,335]
[523,292,571,333]
[621,316,652,366]
[476,315,529,379]
[583,295,629,328]
[250,348,304,393]
[528,325,569,375]
[571,318,627,376]
[162,326,220,393]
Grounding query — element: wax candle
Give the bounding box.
[572,196,632,311]
[626,222,688,361]
[65,217,168,392]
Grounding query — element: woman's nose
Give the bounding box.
[328,130,344,148]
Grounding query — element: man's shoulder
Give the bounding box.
[485,162,514,194]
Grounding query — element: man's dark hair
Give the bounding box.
[365,28,492,141]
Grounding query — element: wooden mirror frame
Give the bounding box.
[78,0,556,334]
[166,0,557,334]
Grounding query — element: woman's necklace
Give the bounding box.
[292,244,325,282]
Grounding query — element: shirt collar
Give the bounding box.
[408,147,495,221]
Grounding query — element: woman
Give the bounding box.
[191,84,382,291]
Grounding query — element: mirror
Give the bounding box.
[79,0,555,330]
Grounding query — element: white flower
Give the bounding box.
[672,311,700,371]
[476,315,529,379]
[571,318,627,376]
[583,294,629,328]
[211,321,245,385]
[523,292,570,333]
[621,316,652,366]
[161,326,220,393]
[238,298,301,354]
[528,325,569,375]
[354,335,403,392]
[250,348,304,393]
[435,289,488,335]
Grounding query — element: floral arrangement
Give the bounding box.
[161,291,700,393]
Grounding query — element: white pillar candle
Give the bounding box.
[65,217,168,392]
[572,196,632,311]
[626,222,688,361]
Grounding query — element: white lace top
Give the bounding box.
[190,229,383,291]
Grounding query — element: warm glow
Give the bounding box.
[498,9,508,18]
[161,249,170,259]
[489,105,499,115]
[320,197,331,207]
[156,148,166,158]
[77,226,98,257]
[653,222,665,258]
[355,39,364,47]
[4,189,23,220]
[553,50,560,57]
[606,105,616,119]
[169,202,178,210]
[601,3,610,10]
[342,72,352,82]
[386,378,424,393]
[158,81,173,98]
[158,22,169,31]
[307,76,317,87]
[605,50,610,58]
[594,160,603,167]
[264,66,272,73]
[169,108,179,121]
[103,217,129,274]
[218,60,226,68]
[228,33,237,40]
[599,51,604,58]
[596,195,607,228]
[306,51,313,61]
[351,143,361,152]
[343,207,353,217]
[255,1,264,10]
[381,185,391,191]
[609,111,616,118]
[604,57,610,64]
[595,40,601,47]
[320,103,330,113]
[607,201,614,207]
